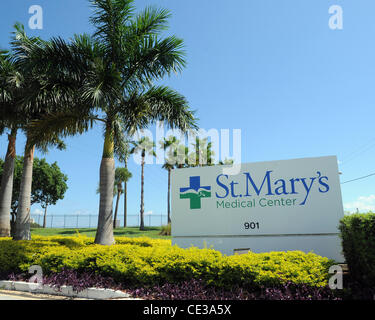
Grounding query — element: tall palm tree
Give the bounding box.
[0,36,59,238]
[96,166,131,228]
[24,0,197,245]
[113,167,131,228]
[0,50,21,237]
[114,135,131,227]
[160,136,180,224]
[130,136,156,230]
[123,158,129,227]
[8,25,66,240]
[189,137,215,167]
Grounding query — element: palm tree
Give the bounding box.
[130,137,156,231]
[188,137,215,167]
[0,50,21,237]
[96,167,131,229]
[0,34,60,238]
[114,136,131,227]
[113,167,131,228]
[23,0,197,244]
[123,159,129,227]
[7,25,66,240]
[160,136,180,223]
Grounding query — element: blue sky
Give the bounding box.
[1,0,375,221]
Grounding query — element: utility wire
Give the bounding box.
[340,138,375,165]
[341,172,375,185]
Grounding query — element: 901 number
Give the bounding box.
[244,222,260,230]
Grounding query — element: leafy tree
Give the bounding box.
[0,156,68,230]
[24,0,197,245]
[130,136,156,230]
[32,158,68,228]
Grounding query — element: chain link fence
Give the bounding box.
[30,214,168,229]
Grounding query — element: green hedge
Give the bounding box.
[339,213,375,287]
[0,235,335,289]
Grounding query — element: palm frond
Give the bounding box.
[112,117,130,162]
[90,0,134,60]
[121,34,186,90]
[142,85,198,131]
[129,136,156,156]
[27,111,99,147]
[128,6,171,38]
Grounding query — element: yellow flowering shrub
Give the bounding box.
[0,235,334,289]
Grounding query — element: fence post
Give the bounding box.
[76,215,79,229]
[50,215,53,228]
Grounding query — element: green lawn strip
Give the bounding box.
[30,226,171,239]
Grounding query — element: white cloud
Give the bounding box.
[32,208,43,215]
[145,211,153,215]
[344,195,375,213]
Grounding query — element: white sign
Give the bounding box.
[171,156,345,261]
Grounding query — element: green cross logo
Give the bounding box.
[180,176,211,209]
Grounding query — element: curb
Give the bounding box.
[0,280,132,300]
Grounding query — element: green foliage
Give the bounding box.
[159,223,171,236]
[30,221,42,228]
[115,167,132,185]
[96,167,131,196]
[339,212,375,287]
[130,136,156,159]
[32,158,68,209]
[31,227,169,239]
[0,156,68,213]
[0,235,334,289]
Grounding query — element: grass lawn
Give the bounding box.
[31,226,171,239]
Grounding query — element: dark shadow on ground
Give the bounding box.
[59,229,96,235]
[113,227,161,235]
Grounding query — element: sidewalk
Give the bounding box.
[0,289,88,300]
[0,281,140,300]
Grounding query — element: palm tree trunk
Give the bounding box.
[113,188,121,229]
[167,168,171,224]
[139,152,145,231]
[123,160,127,228]
[14,141,35,240]
[10,209,16,237]
[43,204,48,228]
[94,125,115,245]
[0,127,17,237]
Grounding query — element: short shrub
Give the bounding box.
[0,235,335,291]
[159,223,171,236]
[339,212,375,287]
